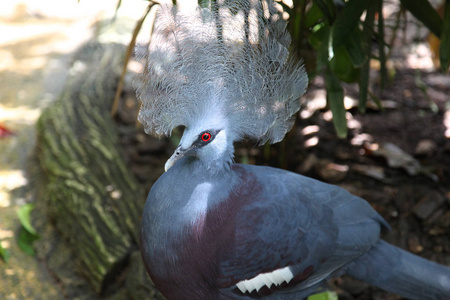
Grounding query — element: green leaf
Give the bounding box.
[17,228,39,256]
[358,58,370,113]
[325,68,347,138]
[309,26,330,72]
[16,204,39,256]
[440,0,450,71]
[400,0,442,37]
[17,203,38,236]
[329,46,360,83]
[309,24,328,50]
[345,27,368,68]
[0,241,10,263]
[369,91,384,111]
[315,0,336,23]
[307,291,339,300]
[359,0,378,112]
[376,0,388,88]
[331,0,368,49]
[305,2,325,28]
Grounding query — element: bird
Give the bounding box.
[135,1,450,299]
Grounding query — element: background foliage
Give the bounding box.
[287,0,450,138]
[113,0,450,139]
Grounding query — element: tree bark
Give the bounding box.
[34,42,151,295]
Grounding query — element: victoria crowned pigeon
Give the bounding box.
[135,1,450,299]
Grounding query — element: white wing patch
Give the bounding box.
[236,266,294,294]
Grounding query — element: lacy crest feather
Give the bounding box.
[135,0,308,144]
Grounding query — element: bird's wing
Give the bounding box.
[218,164,387,296]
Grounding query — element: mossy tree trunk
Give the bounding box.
[34,42,157,296]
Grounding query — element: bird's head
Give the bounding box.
[135,2,308,173]
[164,113,235,172]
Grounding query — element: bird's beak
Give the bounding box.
[164,146,185,172]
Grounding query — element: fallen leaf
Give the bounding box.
[365,142,420,175]
[315,159,349,183]
[0,124,14,137]
[414,139,437,156]
[352,164,386,181]
[364,142,438,181]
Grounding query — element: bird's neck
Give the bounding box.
[203,148,234,174]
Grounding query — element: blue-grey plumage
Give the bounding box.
[140,140,450,299]
[136,1,450,299]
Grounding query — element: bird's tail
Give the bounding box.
[346,240,450,300]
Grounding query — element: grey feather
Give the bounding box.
[347,240,450,300]
[135,0,308,144]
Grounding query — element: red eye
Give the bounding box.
[201,132,211,142]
